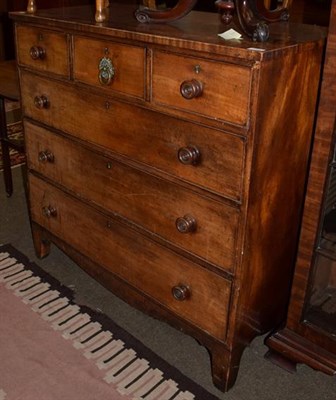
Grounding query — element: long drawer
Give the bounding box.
[20,71,246,202]
[29,174,232,340]
[25,121,239,271]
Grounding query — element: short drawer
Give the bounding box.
[152,51,251,126]
[73,36,146,99]
[16,25,69,77]
[21,71,245,202]
[29,174,231,340]
[25,121,239,270]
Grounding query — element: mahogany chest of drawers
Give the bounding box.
[11,5,325,391]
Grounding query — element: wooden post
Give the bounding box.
[27,0,36,13]
[95,0,110,22]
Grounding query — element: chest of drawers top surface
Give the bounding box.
[11,4,325,59]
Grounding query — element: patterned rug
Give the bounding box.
[0,121,25,172]
[0,244,219,400]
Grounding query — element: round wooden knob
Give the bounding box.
[177,146,200,165]
[180,79,203,99]
[30,46,46,60]
[42,206,57,218]
[34,95,49,109]
[38,150,54,163]
[176,215,197,233]
[172,285,191,301]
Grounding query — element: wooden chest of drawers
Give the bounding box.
[11,5,325,392]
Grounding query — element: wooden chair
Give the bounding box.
[0,60,22,197]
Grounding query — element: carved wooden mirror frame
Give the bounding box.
[26,0,290,42]
[135,0,290,41]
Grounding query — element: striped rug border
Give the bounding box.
[0,244,220,400]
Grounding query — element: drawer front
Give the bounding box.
[29,174,231,340]
[152,51,251,126]
[25,121,238,270]
[21,71,245,202]
[73,36,146,99]
[16,25,69,77]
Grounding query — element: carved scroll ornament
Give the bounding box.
[135,0,291,42]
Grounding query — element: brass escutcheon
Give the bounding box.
[194,65,201,74]
[98,57,115,85]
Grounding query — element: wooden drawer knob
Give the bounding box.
[178,146,200,165]
[176,215,197,233]
[180,79,203,99]
[38,150,54,163]
[172,285,191,301]
[30,46,46,60]
[34,95,49,109]
[42,206,57,218]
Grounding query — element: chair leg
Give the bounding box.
[0,97,13,197]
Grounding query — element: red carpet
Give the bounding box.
[0,244,219,400]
